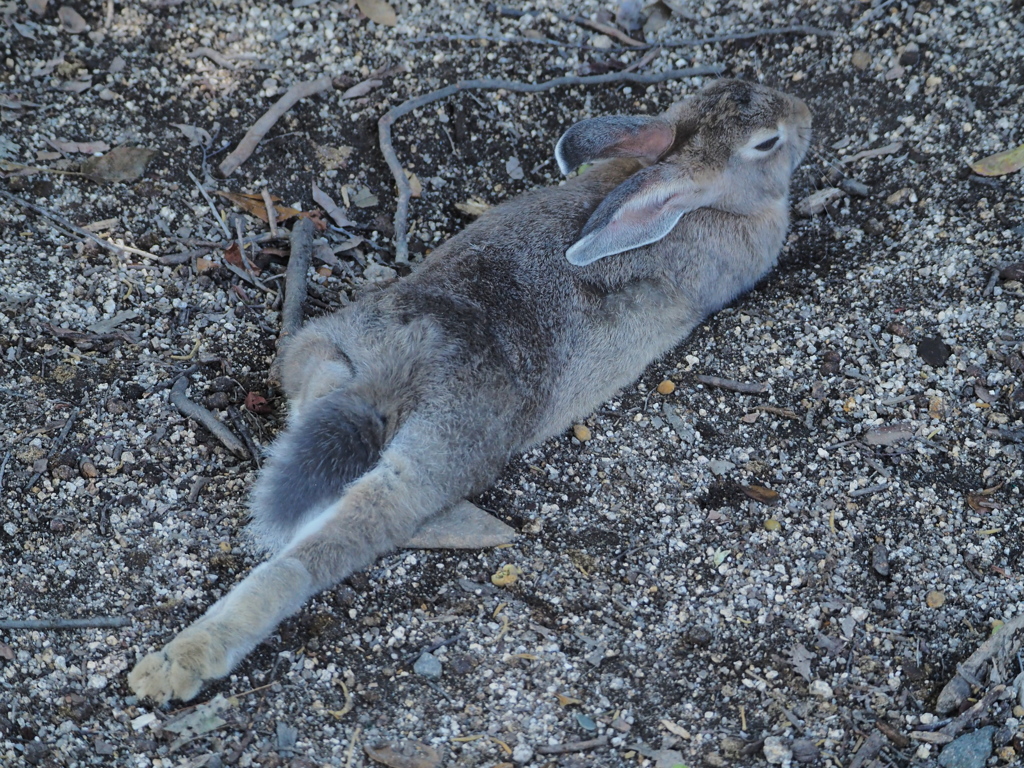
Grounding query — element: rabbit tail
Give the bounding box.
[248,389,388,554]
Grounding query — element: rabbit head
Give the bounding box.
[555,79,812,266]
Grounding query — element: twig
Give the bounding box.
[0,616,130,630]
[261,186,279,238]
[268,217,314,386]
[1,189,160,261]
[754,405,801,420]
[219,76,334,176]
[227,406,262,468]
[24,407,80,491]
[187,169,231,238]
[535,735,609,756]
[0,450,10,491]
[169,377,249,458]
[848,730,885,768]
[695,375,768,394]
[557,12,645,46]
[379,66,724,262]
[187,46,239,70]
[655,25,837,48]
[849,482,888,498]
[939,684,1006,739]
[344,725,362,768]
[158,248,211,266]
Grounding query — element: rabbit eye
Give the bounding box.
[754,136,780,152]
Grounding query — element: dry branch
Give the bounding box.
[169,377,249,458]
[695,375,768,394]
[0,617,130,630]
[23,407,80,491]
[219,77,334,176]
[2,189,160,261]
[268,217,314,386]
[535,735,610,755]
[379,66,725,262]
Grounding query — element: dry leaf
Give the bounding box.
[454,198,491,217]
[27,0,48,15]
[491,563,522,587]
[47,138,111,154]
[356,0,397,26]
[244,391,270,415]
[56,78,92,93]
[364,740,441,768]
[405,171,422,199]
[32,54,66,77]
[350,186,378,208]
[58,6,89,34]
[171,123,213,148]
[315,144,353,171]
[81,146,157,183]
[660,719,692,739]
[966,494,1000,513]
[312,182,355,227]
[217,190,304,223]
[195,257,215,272]
[742,485,780,504]
[969,142,1024,177]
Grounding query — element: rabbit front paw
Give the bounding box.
[128,627,226,704]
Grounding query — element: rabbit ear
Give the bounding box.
[555,116,675,175]
[565,164,723,266]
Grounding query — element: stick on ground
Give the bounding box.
[169,377,249,458]
[219,77,334,176]
[1,189,160,261]
[535,735,610,756]
[23,407,81,492]
[0,617,130,630]
[695,375,768,394]
[268,217,314,386]
[378,66,724,263]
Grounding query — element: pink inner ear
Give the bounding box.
[618,122,675,162]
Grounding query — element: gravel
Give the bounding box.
[2,1,1023,767]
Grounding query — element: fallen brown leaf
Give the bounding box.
[969,142,1024,177]
[244,391,270,415]
[47,139,111,154]
[217,190,304,223]
[742,485,780,504]
[364,739,441,768]
[81,146,158,183]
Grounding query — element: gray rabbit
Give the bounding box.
[129,79,812,703]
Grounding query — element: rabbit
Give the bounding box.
[128,78,812,703]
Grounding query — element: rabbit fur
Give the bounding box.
[128,79,812,703]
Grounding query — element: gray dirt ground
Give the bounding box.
[2,1,1023,767]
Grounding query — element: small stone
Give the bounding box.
[720,735,746,758]
[997,746,1017,762]
[657,379,676,395]
[840,177,870,197]
[79,459,98,479]
[938,726,995,768]
[926,590,946,608]
[87,674,107,689]
[918,336,951,367]
[609,718,631,733]
[511,743,534,764]
[872,544,890,576]
[900,45,921,66]
[703,753,727,768]
[852,50,872,69]
[763,736,793,765]
[764,518,781,532]
[572,424,592,442]
[886,187,913,205]
[413,652,442,680]
[809,680,833,698]
[1013,705,1024,718]
[792,738,820,763]
[708,459,735,477]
